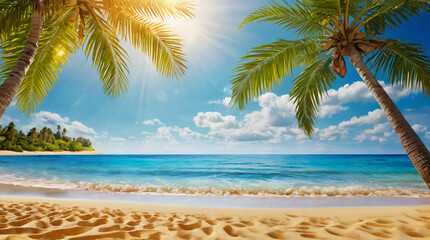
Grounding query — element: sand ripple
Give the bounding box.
[0,201,430,239]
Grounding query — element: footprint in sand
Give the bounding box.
[8,217,34,227]
[28,226,92,239]
[204,219,218,225]
[68,231,127,240]
[201,226,213,236]
[0,227,43,235]
[178,221,202,231]
[266,230,286,239]
[400,225,427,238]
[177,230,193,240]
[77,218,108,227]
[223,224,249,237]
[49,219,63,226]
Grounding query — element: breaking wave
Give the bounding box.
[0,174,429,198]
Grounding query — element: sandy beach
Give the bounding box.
[0,196,429,239]
[0,151,102,156]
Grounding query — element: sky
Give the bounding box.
[2,0,430,154]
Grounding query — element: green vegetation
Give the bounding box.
[0,122,93,152]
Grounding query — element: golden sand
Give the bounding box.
[0,196,429,239]
[0,151,102,156]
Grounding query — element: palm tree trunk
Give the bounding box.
[0,7,44,118]
[348,45,430,189]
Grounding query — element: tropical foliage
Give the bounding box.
[0,122,93,152]
[231,0,430,136]
[0,0,195,115]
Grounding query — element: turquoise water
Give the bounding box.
[0,154,428,197]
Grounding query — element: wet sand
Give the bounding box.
[0,195,429,239]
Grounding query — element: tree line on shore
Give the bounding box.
[0,122,93,152]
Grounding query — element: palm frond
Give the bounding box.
[367,39,430,97]
[107,9,186,78]
[290,52,336,137]
[0,18,31,82]
[84,11,129,98]
[104,0,195,21]
[303,0,362,19]
[357,0,430,35]
[230,38,321,110]
[0,0,32,42]
[238,0,335,37]
[15,9,78,116]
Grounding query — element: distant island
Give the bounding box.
[0,122,95,153]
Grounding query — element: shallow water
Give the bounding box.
[0,154,428,197]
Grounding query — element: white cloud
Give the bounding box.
[155,126,174,141]
[150,126,205,142]
[194,112,238,130]
[312,109,388,142]
[23,111,96,138]
[110,137,126,142]
[426,132,430,139]
[177,127,205,139]
[0,115,20,125]
[412,124,428,133]
[195,93,296,142]
[338,109,386,129]
[319,81,411,118]
[143,119,162,125]
[315,126,348,141]
[354,123,393,143]
[141,131,153,136]
[208,97,231,107]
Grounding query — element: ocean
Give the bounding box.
[0,154,428,197]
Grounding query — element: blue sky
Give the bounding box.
[2,0,430,154]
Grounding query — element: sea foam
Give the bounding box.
[0,174,428,198]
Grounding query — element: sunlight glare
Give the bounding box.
[57,49,65,57]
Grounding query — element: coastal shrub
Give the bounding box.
[56,140,68,151]
[0,141,23,152]
[45,143,59,151]
[69,142,84,151]
[62,136,71,142]
[11,145,23,152]
[83,146,94,151]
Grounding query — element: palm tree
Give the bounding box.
[0,0,194,117]
[230,0,430,189]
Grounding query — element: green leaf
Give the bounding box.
[0,19,31,82]
[84,13,130,98]
[238,0,334,37]
[367,39,430,97]
[106,10,186,78]
[104,0,195,21]
[230,38,321,110]
[290,52,336,137]
[15,9,79,116]
[0,0,32,42]
[358,0,430,35]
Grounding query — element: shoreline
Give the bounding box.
[1,183,430,209]
[0,150,102,155]
[0,195,429,239]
